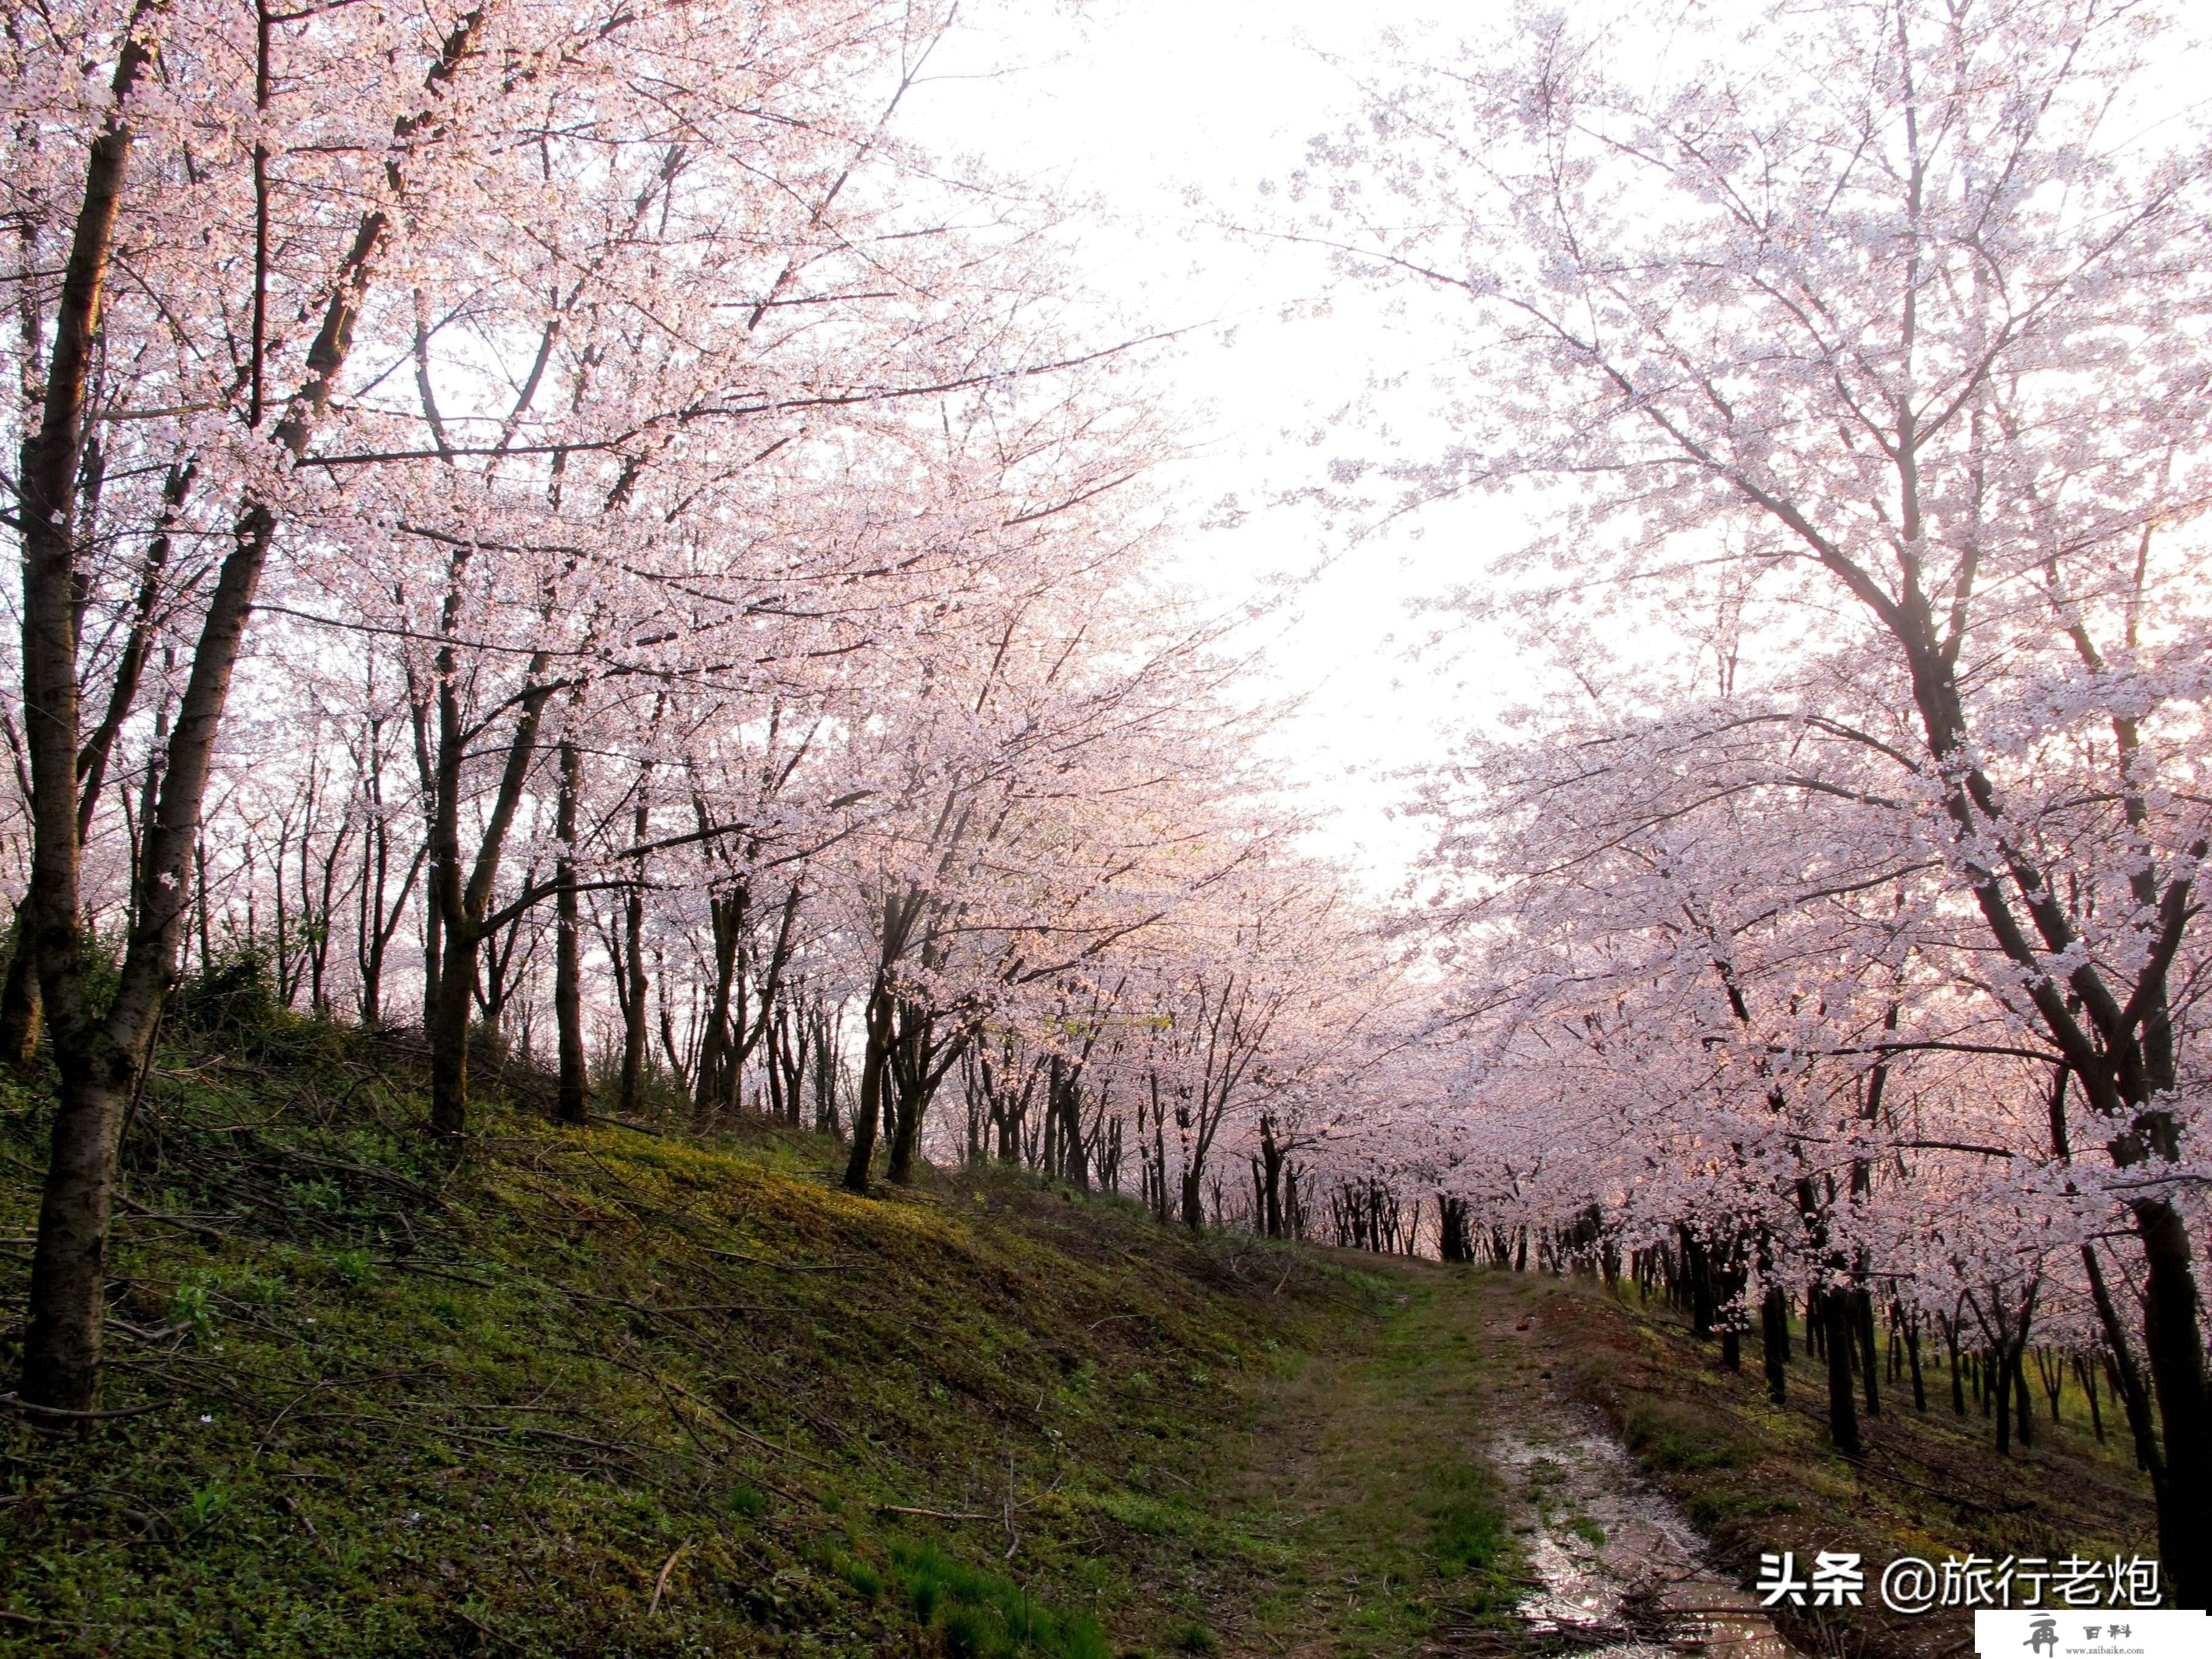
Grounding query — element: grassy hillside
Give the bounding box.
[0,1012,1390,1658]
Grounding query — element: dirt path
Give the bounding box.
[1189,1261,1797,1659]
[1473,1273,1796,1659]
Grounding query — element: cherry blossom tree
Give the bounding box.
[1298,0,2212,1590]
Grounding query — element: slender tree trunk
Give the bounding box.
[618,846,648,1116]
[2080,1356,2105,1444]
[1857,1287,1880,1417]
[16,12,260,1413]
[1760,1286,1789,1405]
[27,506,275,1413]
[842,982,892,1193]
[553,740,588,1125]
[0,923,41,1070]
[2083,1243,2163,1482]
[1822,1287,1860,1457]
[1995,1342,2016,1456]
[1259,1116,1284,1239]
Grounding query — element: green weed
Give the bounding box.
[727,1481,768,1520]
[1624,1399,1743,1470]
[886,1538,1109,1659]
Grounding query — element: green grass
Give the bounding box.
[0,1016,1379,1657]
[885,1539,1108,1659]
[1154,1270,1523,1655]
[1622,1396,1745,1470]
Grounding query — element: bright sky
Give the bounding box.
[903,0,1526,888]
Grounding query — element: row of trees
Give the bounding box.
[1291,0,2212,1607]
[0,0,1395,1431]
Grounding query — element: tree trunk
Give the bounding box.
[2083,1243,2163,1481]
[842,982,892,1193]
[1994,1343,2016,1456]
[618,877,648,1116]
[1760,1286,1789,1405]
[1822,1288,1860,1458]
[429,924,477,1138]
[553,739,588,1125]
[0,927,42,1071]
[22,1060,133,1411]
[1259,1114,1284,1238]
[1857,1287,1880,1417]
[2134,1198,2208,1593]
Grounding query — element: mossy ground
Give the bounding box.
[0,1021,1520,1658]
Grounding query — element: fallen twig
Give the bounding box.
[375,1259,496,1289]
[0,1392,164,1422]
[698,1246,865,1273]
[648,1540,692,1614]
[876,1504,995,1521]
[113,1193,233,1244]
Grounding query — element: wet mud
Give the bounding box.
[1491,1415,1798,1658]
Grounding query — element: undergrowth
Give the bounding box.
[0,998,1374,1658]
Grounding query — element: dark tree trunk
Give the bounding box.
[2083,1244,2163,1481]
[885,1002,929,1185]
[429,923,477,1138]
[1857,1287,1880,1417]
[692,888,743,1123]
[1822,1288,1860,1458]
[1760,1287,1790,1404]
[842,982,893,1193]
[1906,1312,1926,1412]
[0,927,42,1071]
[2134,1199,2206,1587]
[1258,1114,1285,1239]
[1995,1342,2016,1456]
[14,10,164,1415]
[553,741,588,1124]
[618,865,648,1114]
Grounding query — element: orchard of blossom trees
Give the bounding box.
[0,0,1395,1429]
[6,0,2208,1617]
[1286,0,2212,1608]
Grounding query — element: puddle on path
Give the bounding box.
[1491,1413,1799,1659]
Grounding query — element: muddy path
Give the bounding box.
[1188,1261,1797,1659]
[1475,1275,1796,1659]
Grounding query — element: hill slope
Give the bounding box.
[0,1025,1384,1658]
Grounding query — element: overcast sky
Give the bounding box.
[902,0,1525,886]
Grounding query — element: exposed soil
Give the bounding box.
[1473,1282,1796,1659]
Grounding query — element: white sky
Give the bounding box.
[902,0,1528,888]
